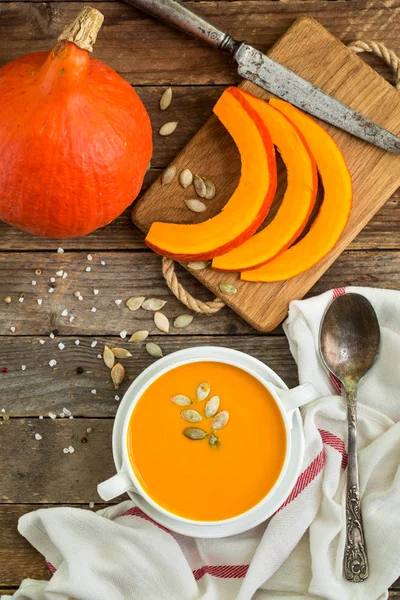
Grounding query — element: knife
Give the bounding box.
[124,0,400,154]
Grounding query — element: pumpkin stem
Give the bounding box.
[58,6,104,53]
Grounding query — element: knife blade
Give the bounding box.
[124,0,400,154]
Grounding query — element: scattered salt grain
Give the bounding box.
[19,297,24,303]
[63,447,69,454]
[91,341,97,348]
[56,270,63,277]
[69,446,75,453]
[39,416,43,420]
[21,365,26,371]
[93,289,99,296]
[85,267,91,272]
[91,389,97,394]
[114,299,122,306]
[78,295,83,301]
[101,261,106,266]
[59,413,65,418]
[61,309,68,317]
[91,307,97,313]
[89,502,95,509]
[49,412,56,419]
[39,339,45,345]
[49,359,57,367]
[32,280,36,286]
[69,415,73,419]
[57,247,64,254]
[120,330,127,339]
[63,407,72,416]
[48,288,55,293]
[69,316,74,322]
[74,291,81,297]
[37,299,42,306]
[34,433,42,441]
[86,428,93,434]
[115,395,120,401]
[62,272,68,279]
[58,342,65,350]
[50,277,56,283]
[75,340,80,346]
[97,354,101,359]
[10,327,15,333]
[1,409,5,413]
[87,254,93,261]
[49,332,55,339]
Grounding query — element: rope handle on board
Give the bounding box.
[162,41,400,314]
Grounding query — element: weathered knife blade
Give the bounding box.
[125,0,400,154]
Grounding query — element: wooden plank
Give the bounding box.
[0,2,399,85]
[0,335,297,416]
[133,16,400,331]
[0,249,399,337]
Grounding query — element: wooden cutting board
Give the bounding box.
[132,16,400,332]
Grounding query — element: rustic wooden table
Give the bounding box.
[0,0,399,595]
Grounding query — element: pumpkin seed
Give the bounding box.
[111,363,125,390]
[142,298,167,311]
[111,348,133,358]
[161,165,176,185]
[173,314,194,329]
[193,174,207,198]
[205,395,220,418]
[183,427,208,440]
[146,342,163,358]
[209,433,220,447]
[128,330,149,343]
[159,121,178,136]
[187,261,209,271]
[219,282,237,295]
[184,199,207,213]
[103,345,115,369]
[212,410,229,430]
[126,296,145,311]
[204,178,216,200]
[160,87,172,110]
[171,394,191,406]
[179,168,193,188]
[181,409,202,423]
[197,381,210,401]
[154,311,170,333]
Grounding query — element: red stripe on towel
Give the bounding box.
[319,429,348,469]
[193,564,249,580]
[275,449,325,513]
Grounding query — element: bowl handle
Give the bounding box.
[270,382,319,428]
[97,470,136,501]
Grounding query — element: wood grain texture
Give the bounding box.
[0,249,398,336]
[133,16,400,331]
[0,2,399,84]
[0,335,297,416]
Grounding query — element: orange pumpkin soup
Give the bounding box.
[127,361,287,521]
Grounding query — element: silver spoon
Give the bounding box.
[319,292,380,582]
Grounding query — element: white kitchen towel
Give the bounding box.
[3,286,400,600]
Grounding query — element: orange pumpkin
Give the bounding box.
[0,7,152,238]
[145,86,277,261]
[212,89,317,272]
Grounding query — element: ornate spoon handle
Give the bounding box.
[343,390,369,582]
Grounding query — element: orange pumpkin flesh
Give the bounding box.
[212,90,317,271]
[242,99,352,283]
[0,8,152,238]
[145,86,277,261]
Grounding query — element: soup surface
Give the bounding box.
[127,361,287,521]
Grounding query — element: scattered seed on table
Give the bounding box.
[161,165,176,185]
[126,296,145,311]
[159,87,172,110]
[184,198,206,213]
[187,261,209,271]
[112,348,132,358]
[76,367,84,375]
[61,309,68,317]
[74,291,81,297]
[159,121,178,136]
[128,330,149,343]
[4,296,11,304]
[146,342,163,358]
[173,314,194,329]
[179,168,193,188]
[103,345,115,369]
[35,269,42,276]
[193,174,207,198]
[34,433,42,440]
[87,254,93,261]
[142,298,167,311]
[21,365,26,371]
[111,363,125,390]
[219,282,237,295]
[154,311,170,333]
[49,359,57,367]
[58,342,65,350]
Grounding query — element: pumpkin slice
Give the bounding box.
[145,86,277,261]
[242,99,352,283]
[212,90,317,271]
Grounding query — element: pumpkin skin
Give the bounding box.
[0,39,152,238]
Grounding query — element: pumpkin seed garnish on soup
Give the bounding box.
[159,122,178,136]
[211,410,229,430]
[183,427,208,440]
[142,298,167,311]
[126,296,145,311]
[181,409,202,423]
[205,395,220,418]
[184,199,207,213]
[196,381,210,401]
[170,395,192,406]
[159,87,172,111]
[161,166,176,186]
[209,433,220,447]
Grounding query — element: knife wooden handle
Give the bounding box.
[124,0,242,54]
